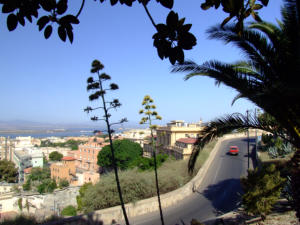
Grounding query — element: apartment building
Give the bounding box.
[50,156,77,184]
[143,120,203,159]
[74,140,108,173]
[0,137,13,161]
[15,136,34,150]
[13,150,32,183]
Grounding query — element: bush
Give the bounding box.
[37,179,57,194]
[22,180,31,191]
[135,154,169,171]
[241,164,286,219]
[59,179,69,188]
[76,182,93,211]
[61,205,77,216]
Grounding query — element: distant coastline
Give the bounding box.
[0,129,95,138]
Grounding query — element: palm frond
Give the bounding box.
[231,93,244,106]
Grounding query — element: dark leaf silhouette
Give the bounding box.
[44,25,52,39]
[7,13,18,31]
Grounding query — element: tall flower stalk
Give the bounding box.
[84,60,129,225]
[139,95,164,225]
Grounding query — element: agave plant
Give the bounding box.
[172,0,300,219]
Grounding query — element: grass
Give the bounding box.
[80,140,217,213]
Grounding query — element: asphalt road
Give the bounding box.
[129,137,256,225]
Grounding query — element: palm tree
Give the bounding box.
[172,0,300,219]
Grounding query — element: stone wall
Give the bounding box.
[13,186,79,219]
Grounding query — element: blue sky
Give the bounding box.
[0,1,283,126]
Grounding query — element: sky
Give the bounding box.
[0,1,283,127]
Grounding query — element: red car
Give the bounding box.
[229,146,239,155]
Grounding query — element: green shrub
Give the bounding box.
[61,205,77,216]
[59,179,69,188]
[22,180,31,191]
[135,153,169,171]
[241,164,286,218]
[37,179,57,194]
[76,182,93,211]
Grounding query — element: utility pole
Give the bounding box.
[247,110,250,170]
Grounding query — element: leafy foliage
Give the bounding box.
[76,182,93,211]
[136,153,168,171]
[97,139,143,171]
[241,164,286,218]
[49,151,63,161]
[58,179,69,188]
[61,205,77,216]
[28,167,51,182]
[201,0,268,32]
[0,160,18,183]
[36,178,57,194]
[153,11,196,64]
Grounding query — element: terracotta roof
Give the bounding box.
[24,167,32,174]
[176,138,198,144]
[62,156,75,161]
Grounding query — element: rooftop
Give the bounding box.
[176,138,198,144]
[62,156,75,161]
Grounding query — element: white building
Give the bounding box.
[15,136,33,150]
[121,129,153,147]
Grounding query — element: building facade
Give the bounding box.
[13,150,32,183]
[0,137,14,161]
[75,141,108,173]
[50,156,77,184]
[143,120,203,159]
[121,129,152,147]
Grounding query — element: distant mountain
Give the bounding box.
[0,120,141,131]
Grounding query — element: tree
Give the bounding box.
[0,160,18,183]
[59,179,69,188]
[98,139,142,171]
[172,0,300,219]
[36,178,57,194]
[241,164,286,219]
[84,59,129,225]
[0,1,268,64]
[49,151,63,161]
[139,95,164,225]
[29,167,51,181]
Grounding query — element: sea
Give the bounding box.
[0,129,96,138]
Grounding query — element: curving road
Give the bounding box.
[129,137,256,225]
